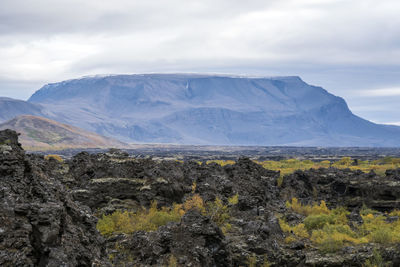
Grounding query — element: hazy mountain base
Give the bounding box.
[2,130,400,266]
[28,145,400,162]
[0,115,127,150]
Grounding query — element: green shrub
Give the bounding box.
[304,214,335,231]
[370,226,393,244]
[363,249,387,267]
[207,197,232,234]
[318,235,344,253]
[311,224,361,253]
[247,253,257,267]
[263,255,271,267]
[277,175,284,187]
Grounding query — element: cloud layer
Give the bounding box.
[0,0,399,123]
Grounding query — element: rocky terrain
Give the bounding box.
[2,129,400,266]
[0,130,109,266]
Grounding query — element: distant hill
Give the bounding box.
[0,97,46,122]
[0,115,127,150]
[25,74,400,147]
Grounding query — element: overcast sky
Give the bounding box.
[0,0,399,124]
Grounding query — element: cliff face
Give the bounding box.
[27,74,400,146]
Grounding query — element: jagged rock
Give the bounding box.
[305,245,400,267]
[386,168,400,180]
[109,210,231,266]
[280,168,400,211]
[0,130,110,266]
[66,153,280,213]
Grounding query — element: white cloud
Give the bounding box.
[0,0,399,124]
[360,88,400,97]
[0,0,399,79]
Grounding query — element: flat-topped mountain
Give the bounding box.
[26,74,400,146]
[0,115,126,149]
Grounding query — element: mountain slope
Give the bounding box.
[0,115,127,149]
[26,74,400,146]
[0,97,47,122]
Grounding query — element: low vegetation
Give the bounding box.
[206,157,400,186]
[363,249,388,267]
[206,159,236,166]
[97,193,239,236]
[246,254,271,267]
[258,157,400,177]
[280,198,400,253]
[44,154,63,162]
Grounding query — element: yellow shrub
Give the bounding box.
[247,254,257,267]
[292,223,309,238]
[277,175,284,187]
[279,219,309,240]
[255,157,400,179]
[96,201,182,236]
[96,210,134,236]
[183,194,206,214]
[284,235,297,244]
[286,198,330,216]
[191,182,197,193]
[333,157,352,167]
[44,154,63,162]
[206,160,235,166]
[359,213,400,244]
[389,210,400,217]
[97,194,239,236]
[281,201,400,252]
[168,255,178,267]
[228,193,239,205]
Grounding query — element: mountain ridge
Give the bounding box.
[2,73,398,146]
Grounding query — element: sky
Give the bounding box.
[0,0,399,125]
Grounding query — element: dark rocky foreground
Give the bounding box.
[2,130,400,266]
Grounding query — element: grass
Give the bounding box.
[206,160,236,166]
[280,198,400,253]
[96,193,239,236]
[363,249,388,267]
[258,157,400,178]
[44,154,63,162]
[207,157,400,186]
